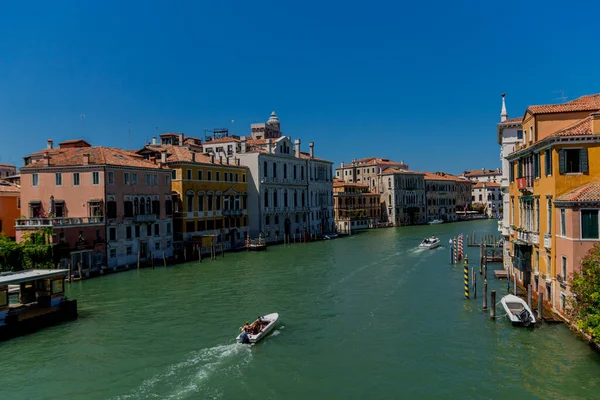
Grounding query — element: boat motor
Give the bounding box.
[239,332,250,344]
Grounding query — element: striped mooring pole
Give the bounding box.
[464,255,469,299]
[453,237,458,264]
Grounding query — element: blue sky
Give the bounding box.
[1,0,599,173]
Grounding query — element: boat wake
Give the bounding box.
[113,343,251,400]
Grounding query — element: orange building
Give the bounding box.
[0,180,20,238]
[506,94,600,317]
[333,179,381,232]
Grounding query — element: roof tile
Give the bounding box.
[556,182,600,203]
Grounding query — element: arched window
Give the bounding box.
[263,161,268,177]
[146,197,152,214]
[273,162,277,178]
[139,197,146,215]
[134,198,139,215]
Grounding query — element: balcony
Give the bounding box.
[556,274,567,289]
[544,234,552,249]
[223,209,243,216]
[517,230,531,244]
[531,232,539,245]
[16,216,105,229]
[500,178,509,189]
[133,214,157,223]
[517,176,533,192]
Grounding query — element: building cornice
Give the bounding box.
[506,135,600,161]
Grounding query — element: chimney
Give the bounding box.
[592,112,600,134]
[82,153,90,165]
[191,152,195,162]
[266,139,273,153]
[219,155,223,164]
[309,142,314,159]
[210,154,215,164]
[152,137,157,145]
[161,151,167,163]
[341,161,344,168]
[42,152,50,166]
[236,158,240,166]
[178,133,184,146]
[226,157,230,165]
[294,139,301,158]
[47,139,53,149]
[151,156,157,164]
[241,136,247,153]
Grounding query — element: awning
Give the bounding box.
[520,195,533,201]
[29,200,41,205]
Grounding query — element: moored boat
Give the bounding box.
[428,219,444,225]
[236,313,279,344]
[500,294,536,327]
[419,236,440,249]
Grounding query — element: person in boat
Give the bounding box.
[240,321,251,333]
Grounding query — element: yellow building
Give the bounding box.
[138,143,249,251]
[506,94,600,315]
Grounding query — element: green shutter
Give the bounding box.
[534,153,540,178]
[580,148,589,174]
[509,162,514,182]
[559,150,566,174]
[518,160,523,178]
[582,210,599,239]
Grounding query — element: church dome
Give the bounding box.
[267,111,280,125]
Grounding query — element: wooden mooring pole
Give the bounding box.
[490,290,496,319]
[162,251,166,267]
[472,267,477,298]
[479,243,483,274]
[538,292,544,321]
[483,278,488,310]
[464,256,469,299]
[527,284,532,311]
[137,251,141,270]
[67,263,72,282]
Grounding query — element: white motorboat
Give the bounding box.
[428,219,444,225]
[500,294,536,327]
[419,236,440,249]
[236,313,279,344]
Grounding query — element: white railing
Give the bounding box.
[16,216,105,228]
[133,214,157,223]
[532,232,539,245]
[544,234,552,249]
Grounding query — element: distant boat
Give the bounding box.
[419,237,440,250]
[236,313,279,344]
[500,294,536,327]
[428,219,444,225]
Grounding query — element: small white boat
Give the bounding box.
[419,236,440,249]
[500,294,536,326]
[428,219,444,225]
[236,313,279,344]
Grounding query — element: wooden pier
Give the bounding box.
[467,231,503,248]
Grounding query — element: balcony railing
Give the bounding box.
[544,234,552,249]
[16,216,105,228]
[133,214,157,223]
[517,230,531,244]
[532,232,539,245]
[556,274,567,288]
[223,209,244,216]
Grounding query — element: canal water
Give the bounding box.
[2,220,600,399]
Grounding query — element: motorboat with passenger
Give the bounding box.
[419,236,440,249]
[236,313,279,344]
[428,219,444,225]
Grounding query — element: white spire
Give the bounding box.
[500,93,508,122]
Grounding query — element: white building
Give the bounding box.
[207,112,334,242]
[496,93,523,269]
[460,167,502,183]
[380,168,427,226]
[471,182,502,217]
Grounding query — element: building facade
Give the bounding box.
[0,164,16,179]
[0,180,20,238]
[472,182,502,217]
[138,143,249,252]
[461,168,502,183]
[380,168,426,226]
[424,172,460,222]
[335,157,409,193]
[333,180,381,232]
[18,139,174,274]
[506,94,600,317]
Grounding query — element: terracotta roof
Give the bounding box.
[333,180,369,189]
[381,167,423,175]
[246,138,267,146]
[0,163,16,168]
[423,172,472,182]
[298,151,330,162]
[0,180,20,193]
[499,117,523,125]
[527,94,600,115]
[463,169,502,177]
[555,182,600,203]
[22,146,164,170]
[204,137,240,144]
[341,157,408,168]
[473,182,500,189]
[552,116,593,137]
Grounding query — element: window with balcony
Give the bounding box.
[73,173,80,186]
[561,256,567,279]
[581,209,599,239]
[55,173,62,186]
[559,148,588,174]
[560,208,566,236]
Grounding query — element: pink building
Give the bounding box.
[553,182,600,316]
[0,164,17,179]
[18,139,174,276]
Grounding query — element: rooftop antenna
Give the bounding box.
[553,89,568,103]
[128,121,131,148]
[80,114,86,135]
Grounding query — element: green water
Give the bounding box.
[2,220,600,400]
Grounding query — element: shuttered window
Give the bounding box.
[559,148,588,174]
[533,153,541,178]
[581,210,599,239]
[545,150,552,176]
[509,162,514,182]
[517,159,523,178]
